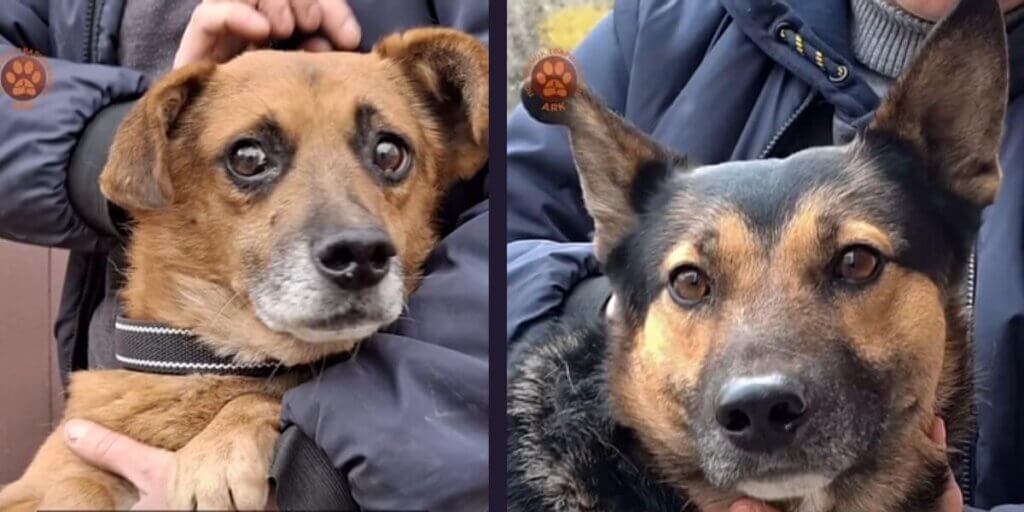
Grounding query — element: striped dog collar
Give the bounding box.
[114,316,282,377]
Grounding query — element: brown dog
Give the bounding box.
[0,27,487,511]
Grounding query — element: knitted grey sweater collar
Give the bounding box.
[850,0,933,78]
[851,0,1024,78]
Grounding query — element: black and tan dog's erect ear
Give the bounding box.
[375,28,489,180]
[867,0,1008,208]
[100,62,215,211]
[521,83,686,261]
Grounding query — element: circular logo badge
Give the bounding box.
[530,55,577,103]
[2,55,47,102]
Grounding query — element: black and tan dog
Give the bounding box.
[0,28,486,510]
[507,1,1006,511]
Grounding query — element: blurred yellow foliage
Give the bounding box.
[541,5,610,51]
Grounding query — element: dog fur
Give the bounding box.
[0,27,487,511]
[507,1,1007,511]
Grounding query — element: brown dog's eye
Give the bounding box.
[669,266,712,306]
[372,135,411,182]
[226,139,270,177]
[834,245,883,284]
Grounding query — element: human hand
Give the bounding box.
[931,417,965,512]
[173,0,361,69]
[705,417,963,512]
[703,499,778,512]
[64,418,279,510]
[64,419,175,510]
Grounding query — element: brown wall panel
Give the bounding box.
[49,249,68,422]
[0,241,63,482]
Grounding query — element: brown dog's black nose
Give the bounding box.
[314,229,396,290]
[715,375,807,453]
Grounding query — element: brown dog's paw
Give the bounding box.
[169,425,277,509]
[168,395,280,510]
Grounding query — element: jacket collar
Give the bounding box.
[721,0,1024,123]
[784,0,856,63]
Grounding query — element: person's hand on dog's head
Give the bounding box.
[698,420,965,512]
[174,0,362,69]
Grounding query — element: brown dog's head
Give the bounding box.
[100,28,487,364]
[525,0,1006,510]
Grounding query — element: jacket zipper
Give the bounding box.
[83,0,97,62]
[960,247,977,506]
[759,91,815,158]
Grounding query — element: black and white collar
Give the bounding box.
[114,316,283,377]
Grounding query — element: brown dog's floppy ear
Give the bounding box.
[866,0,1008,208]
[375,28,488,181]
[521,82,686,261]
[100,62,215,211]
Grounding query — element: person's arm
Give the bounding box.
[0,0,148,250]
[507,240,601,347]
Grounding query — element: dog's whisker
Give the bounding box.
[348,340,365,362]
[679,497,695,512]
[262,362,285,391]
[311,357,330,397]
[413,273,439,282]
[106,257,127,277]
[207,291,242,329]
[558,353,576,393]
[592,429,641,475]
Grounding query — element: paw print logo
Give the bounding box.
[2,55,47,102]
[521,51,583,123]
[531,55,577,103]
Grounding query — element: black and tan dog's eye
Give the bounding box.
[226,139,271,177]
[669,266,712,305]
[373,135,411,182]
[833,245,883,284]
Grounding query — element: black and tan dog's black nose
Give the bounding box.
[715,375,808,453]
[314,229,396,290]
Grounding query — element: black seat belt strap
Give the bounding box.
[271,425,360,511]
[563,275,612,321]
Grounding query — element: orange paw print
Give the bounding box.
[533,57,576,102]
[2,56,46,101]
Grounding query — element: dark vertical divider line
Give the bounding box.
[487,0,508,509]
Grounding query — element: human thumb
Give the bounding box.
[64,419,172,489]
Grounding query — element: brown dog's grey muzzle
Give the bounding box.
[313,228,396,290]
[715,374,809,453]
